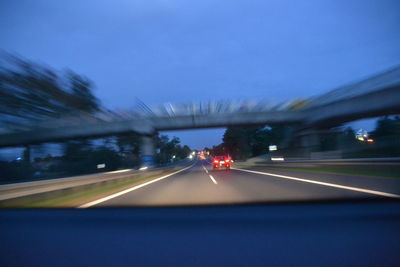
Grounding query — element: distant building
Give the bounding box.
[355,129,369,141]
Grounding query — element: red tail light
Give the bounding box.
[225,159,230,162]
[214,160,218,163]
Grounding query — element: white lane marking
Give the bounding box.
[202,166,215,184]
[202,166,209,173]
[78,163,196,208]
[209,174,218,185]
[232,167,400,199]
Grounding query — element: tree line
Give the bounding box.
[209,116,400,160]
[0,55,192,182]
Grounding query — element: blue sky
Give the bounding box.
[1,0,399,149]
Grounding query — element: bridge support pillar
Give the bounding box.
[295,127,341,158]
[299,130,320,149]
[294,128,323,158]
[140,135,155,167]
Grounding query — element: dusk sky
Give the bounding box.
[1,0,399,149]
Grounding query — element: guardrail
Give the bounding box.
[0,159,195,203]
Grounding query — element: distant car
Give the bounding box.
[213,156,231,170]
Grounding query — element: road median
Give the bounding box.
[0,162,194,208]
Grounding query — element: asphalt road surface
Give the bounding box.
[91,159,400,207]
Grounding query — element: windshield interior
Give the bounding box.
[0,0,399,208]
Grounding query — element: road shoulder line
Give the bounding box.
[78,163,196,208]
[232,167,400,199]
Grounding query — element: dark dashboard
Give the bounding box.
[1,200,400,266]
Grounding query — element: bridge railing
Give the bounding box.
[307,66,400,107]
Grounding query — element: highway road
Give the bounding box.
[85,159,400,207]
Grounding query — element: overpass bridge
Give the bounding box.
[1,65,399,164]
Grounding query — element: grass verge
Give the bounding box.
[234,164,400,179]
[0,168,181,208]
